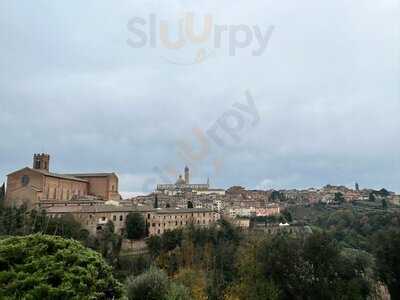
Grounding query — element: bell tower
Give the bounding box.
[184,166,190,184]
[33,153,50,171]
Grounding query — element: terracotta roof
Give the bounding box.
[45,205,214,214]
[35,169,89,182]
[64,173,117,178]
[7,167,89,183]
[153,208,214,214]
[46,205,153,214]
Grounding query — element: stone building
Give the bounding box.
[147,208,219,235]
[5,154,121,208]
[46,205,218,236]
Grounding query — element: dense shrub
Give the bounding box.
[0,234,122,299]
[125,267,170,300]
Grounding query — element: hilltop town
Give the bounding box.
[1,153,400,299]
[3,153,399,237]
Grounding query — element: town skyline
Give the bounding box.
[2,153,398,198]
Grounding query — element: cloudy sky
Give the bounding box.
[1,0,399,197]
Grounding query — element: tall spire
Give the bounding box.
[184,166,190,184]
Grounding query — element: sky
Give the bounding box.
[0,0,399,197]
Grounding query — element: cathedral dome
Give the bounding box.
[175,175,185,185]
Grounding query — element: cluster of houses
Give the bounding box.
[5,154,397,238]
[4,154,219,237]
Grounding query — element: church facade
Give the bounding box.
[5,154,121,208]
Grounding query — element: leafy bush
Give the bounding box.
[125,267,170,300]
[0,234,122,299]
[125,266,193,300]
[166,283,192,300]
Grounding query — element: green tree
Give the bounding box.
[174,268,207,300]
[382,198,388,210]
[97,221,122,265]
[374,230,400,300]
[125,267,170,300]
[0,234,122,299]
[47,214,89,240]
[126,212,146,241]
[369,192,376,202]
[334,192,345,204]
[162,229,183,252]
[166,283,192,300]
[302,232,343,299]
[0,205,29,235]
[227,236,280,300]
[154,194,159,208]
[255,232,372,300]
[281,210,292,223]
[0,183,5,206]
[146,235,162,257]
[115,254,152,278]
[259,234,306,299]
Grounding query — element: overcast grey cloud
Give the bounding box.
[0,0,399,196]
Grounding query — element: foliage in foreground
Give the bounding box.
[125,267,191,300]
[374,230,400,300]
[0,234,123,300]
[140,218,400,300]
[227,232,375,300]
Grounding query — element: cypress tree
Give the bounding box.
[0,183,5,204]
[154,194,159,209]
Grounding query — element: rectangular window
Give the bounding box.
[113,215,116,221]
[120,215,123,221]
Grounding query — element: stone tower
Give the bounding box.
[184,166,189,184]
[33,153,50,171]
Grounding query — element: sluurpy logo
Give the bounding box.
[127,13,274,66]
